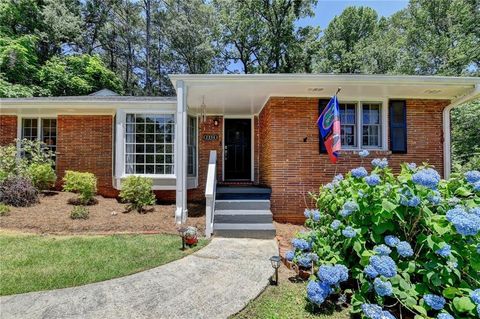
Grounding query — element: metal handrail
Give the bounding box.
[205,150,217,238]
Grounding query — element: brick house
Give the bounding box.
[1,74,479,237]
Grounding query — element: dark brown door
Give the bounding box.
[224,119,251,180]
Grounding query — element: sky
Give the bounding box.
[298,0,409,29]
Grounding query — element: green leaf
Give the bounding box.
[412,305,428,317]
[373,221,395,234]
[382,199,398,212]
[442,287,459,299]
[455,187,472,197]
[453,297,475,312]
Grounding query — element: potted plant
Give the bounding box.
[184,226,198,246]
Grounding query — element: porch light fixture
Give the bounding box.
[200,95,207,123]
[269,255,281,285]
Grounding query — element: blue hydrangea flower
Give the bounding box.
[333,174,344,183]
[306,280,331,306]
[477,304,480,317]
[339,209,352,218]
[351,167,368,178]
[297,254,312,268]
[435,244,451,257]
[324,183,334,190]
[292,238,311,251]
[308,253,319,263]
[361,304,395,319]
[285,250,295,261]
[359,150,370,158]
[372,158,388,169]
[342,226,356,238]
[304,209,312,219]
[474,181,480,192]
[470,207,480,217]
[424,294,446,310]
[365,174,381,186]
[331,219,341,230]
[374,278,393,296]
[361,303,383,319]
[407,162,417,170]
[412,168,441,190]
[399,190,421,207]
[396,241,414,257]
[427,191,442,205]
[312,209,321,222]
[437,313,454,319]
[446,207,480,236]
[465,171,480,184]
[369,255,397,278]
[364,265,379,279]
[317,264,349,286]
[384,235,400,247]
[374,244,392,256]
[471,289,480,305]
[344,201,359,212]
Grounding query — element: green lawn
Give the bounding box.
[0,231,207,296]
[231,273,351,319]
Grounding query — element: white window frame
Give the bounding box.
[337,101,387,151]
[17,116,58,159]
[115,109,177,179]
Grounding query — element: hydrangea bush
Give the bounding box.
[287,155,479,319]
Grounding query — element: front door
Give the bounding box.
[224,119,251,180]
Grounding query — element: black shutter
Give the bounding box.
[318,99,329,154]
[389,100,407,153]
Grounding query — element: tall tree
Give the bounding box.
[313,6,378,73]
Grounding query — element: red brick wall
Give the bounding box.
[258,97,450,223]
[56,115,117,197]
[188,116,224,201]
[0,115,17,146]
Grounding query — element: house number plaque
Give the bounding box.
[203,134,219,141]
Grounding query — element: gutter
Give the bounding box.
[443,84,480,178]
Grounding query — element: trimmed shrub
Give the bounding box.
[287,157,480,319]
[0,176,38,207]
[28,163,56,191]
[62,171,97,205]
[119,176,155,212]
[70,206,89,220]
[0,203,10,216]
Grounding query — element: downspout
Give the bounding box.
[443,84,480,178]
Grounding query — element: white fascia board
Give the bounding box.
[169,73,480,88]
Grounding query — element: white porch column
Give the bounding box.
[175,80,188,224]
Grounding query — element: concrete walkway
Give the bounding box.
[0,238,277,319]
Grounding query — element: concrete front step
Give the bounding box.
[216,186,272,194]
[214,210,273,224]
[216,186,272,200]
[215,199,270,210]
[213,223,276,239]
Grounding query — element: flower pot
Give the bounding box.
[185,236,198,245]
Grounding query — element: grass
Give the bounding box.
[231,272,351,319]
[0,231,207,296]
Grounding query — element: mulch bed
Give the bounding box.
[274,221,306,257]
[0,191,205,236]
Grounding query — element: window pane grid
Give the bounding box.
[125,113,175,175]
[22,118,38,140]
[362,103,382,148]
[340,103,357,148]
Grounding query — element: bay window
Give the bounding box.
[125,113,175,175]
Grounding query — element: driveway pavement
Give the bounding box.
[0,238,277,319]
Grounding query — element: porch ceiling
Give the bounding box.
[169,74,480,115]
